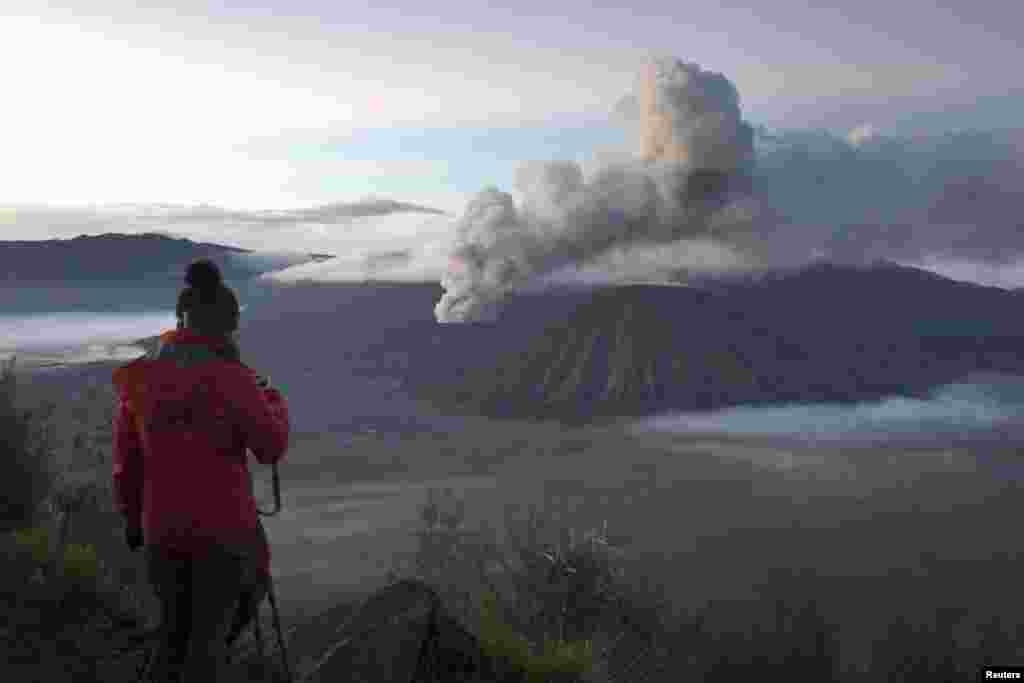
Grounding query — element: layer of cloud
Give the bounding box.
[539,239,757,287]
[3,200,460,284]
[635,373,1024,450]
[0,311,176,352]
[427,69,1024,321]
[5,47,1023,302]
[750,126,1024,266]
[259,212,457,283]
[7,118,1024,297]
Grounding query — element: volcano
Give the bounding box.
[408,262,1024,422]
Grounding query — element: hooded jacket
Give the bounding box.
[111,328,288,570]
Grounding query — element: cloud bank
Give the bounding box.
[749,127,1024,268]
[636,372,1024,451]
[5,54,1023,301]
[3,200,459,283]
[0,311,176,353]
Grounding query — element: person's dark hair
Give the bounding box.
[184,258,223,305]
[176,258,240,337]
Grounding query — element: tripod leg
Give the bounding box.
[253,603,264,657]
[265,578,294,682]
[138,641,154,682]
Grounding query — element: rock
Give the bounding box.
[288,579,527,683]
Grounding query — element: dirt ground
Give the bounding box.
[255,418,1006,627]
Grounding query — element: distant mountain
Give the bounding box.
[0,232,334,285]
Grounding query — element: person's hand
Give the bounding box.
[125,525,143,551]
[255,375,271,389]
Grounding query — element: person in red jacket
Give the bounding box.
[112,259,289,682]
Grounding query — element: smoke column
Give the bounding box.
[434,56,758,323]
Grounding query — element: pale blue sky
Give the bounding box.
[2,0,1020,211]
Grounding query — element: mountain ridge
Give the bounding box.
[0,232,335,285]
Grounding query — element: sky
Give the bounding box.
[2,1,1021,212]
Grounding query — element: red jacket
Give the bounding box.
[112,328,288,574]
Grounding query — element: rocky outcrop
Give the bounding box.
[280,579,537,683]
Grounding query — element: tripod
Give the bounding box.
[247,460,293,682]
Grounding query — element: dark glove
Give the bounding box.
[125,525,143,551]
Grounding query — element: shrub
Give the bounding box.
[529,637,595,680]
[13,525,52,564]
[477,588,595,682]
[2,526,50,591]
[0,356,58,531]
[7,528,101,584]
[478,589,534,670]
[393,488,632,682]
[62,542,101,583]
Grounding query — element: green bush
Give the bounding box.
[8,527,100,582]
[62,542,101,582]
[394,490,620,681]
[532,637,594,675]
[13,525,52,564]
[478,588,595,681]
[478,589,534,669]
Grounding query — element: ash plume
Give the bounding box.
[435,57,759,323]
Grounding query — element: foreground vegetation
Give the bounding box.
[2,355,1022,681]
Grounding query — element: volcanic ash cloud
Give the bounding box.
[434,56,758,323]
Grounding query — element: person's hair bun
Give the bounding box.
[185,259,223,293]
